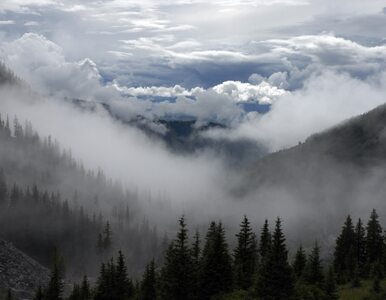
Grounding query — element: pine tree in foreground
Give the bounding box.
[141,259,157,300]
[334,215,355,282]
[258,219,271,262]
[191,231,201,300]
[256,218,294,300]
[159,216,194,300]
[293,245,307,279]
[305,242,324,287]
[80,276,91,300]
[366,210,384,269]
[199,221,233,300]
[233,215,258,290]
[354,218,366,277]
[45,262,64,300]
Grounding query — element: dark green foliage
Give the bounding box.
[103,222,112,251]
[141,259,157,300]
[256,218,294,300]
[190,231,200,300]
[324,267,338,300]
[199,221,233,300]
[334,215,355,282]
[305,242,324,287]
[45,262,64,300]
[366,210,384,268]
[80,276,91,300]
[95,252,133,300]
[0,112,162,277]
[159,216,194,300]
[233,216,258,290]
[354,218,367,277]
[293,245,307,279]
[115,251,134,299]
[258,219,271,262]
[69,284,81,300]
[0,168,7,205]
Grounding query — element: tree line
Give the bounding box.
[25,210,386,300]
[0,112,165,277]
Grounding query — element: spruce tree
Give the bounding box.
[259,219,271,262]
[366,209,384,268]
[354,218,366,276]
[334,215,355,282]
[191,231,201,300]
[141,259,157,300]
[80,276,91,300]
[115,250,134,299]
[199,221,233,300]
[293,245,307,279]
[69,284,81,300]
[45,262,64,300]
[159,216,194,300]
[256,218,294,300]
[305,242,324,287]
[233,215,258,290]
[103,222,112,250]
[0,168,7,205]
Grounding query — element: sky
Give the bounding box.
[1,0,386,236]
[0,0,386,150]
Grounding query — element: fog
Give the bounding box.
[2,58,386,254]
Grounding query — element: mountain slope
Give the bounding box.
[239,102,386,240]
[0,239,49,299]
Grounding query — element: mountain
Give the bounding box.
[0,239,49,299]
[241,102,386,231]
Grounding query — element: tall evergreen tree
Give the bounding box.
[305,242,324,287]
[293,245,307,279]
[366,209,384,268]
[199,222,233,300]
[115,250,134,299]
[141,259,157,300]
[334,215,355,282]
[103,222,112,250]
[80,276,91,300]
[45,262,64,300]
[191,231,201,300]
[0,168,7,205]
[69,284,81,300]
[160,216,194,300]
[233,215,258,290]
[354,218,366,276]
[256,218,294,300]
[259,220,271,262]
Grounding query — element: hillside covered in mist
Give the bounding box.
[244,102,386,227]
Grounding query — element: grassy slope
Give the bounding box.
[339,280,386,300]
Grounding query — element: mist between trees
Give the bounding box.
[25,211,386,300]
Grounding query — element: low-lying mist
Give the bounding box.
[2,68,386,252]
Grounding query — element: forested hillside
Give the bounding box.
[17,210,386,300]
[0,112,165,278]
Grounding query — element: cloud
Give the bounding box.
[212,80,287,104]
[205,70,386,151]
[0,20,15,25]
